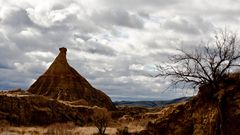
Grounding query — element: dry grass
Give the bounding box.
[0,105,161,135]
[0,121,145,135]
[0,123,118,135]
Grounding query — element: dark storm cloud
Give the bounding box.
[73,33,92,41]
[0,64,10,69]
[53,13,101,33]
[163,16,214,35]
[0,68,33,89]
[0,41,21,69]
[1,8,33,27]
[91,9,144,29]
[80,41,117,56]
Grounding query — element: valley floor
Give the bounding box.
[0,121,145,135]
[1,126,113,135]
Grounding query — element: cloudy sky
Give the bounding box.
[0,0,240,101]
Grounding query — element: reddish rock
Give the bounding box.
[0,92,94,126]
[28,47,116,110]
[144,74,240,135]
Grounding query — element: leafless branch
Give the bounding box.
[157,30,240,94]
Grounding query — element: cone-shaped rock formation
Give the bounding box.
[28,47,115,110]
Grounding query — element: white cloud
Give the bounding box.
[129,64,144,71]
[19,28,41,37]
[25,51,55,59]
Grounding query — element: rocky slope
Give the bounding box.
[140,73,240,135]
[0,90,95,126]
[28,47,115,110]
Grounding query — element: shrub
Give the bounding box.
[92,107,111,135]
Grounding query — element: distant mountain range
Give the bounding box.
[113,97,191,108]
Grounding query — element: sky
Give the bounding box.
[0,0,240,101]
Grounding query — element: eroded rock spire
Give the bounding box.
[28,47,116,110]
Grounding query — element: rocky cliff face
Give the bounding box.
[28,47,115,110]
[142,74,240,135]
[0,91,94,126]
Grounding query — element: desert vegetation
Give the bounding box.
[92,107,112,135]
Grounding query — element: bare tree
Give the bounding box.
[157,30,240,96]
[92,107,111,135]
[156,30,240,135]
